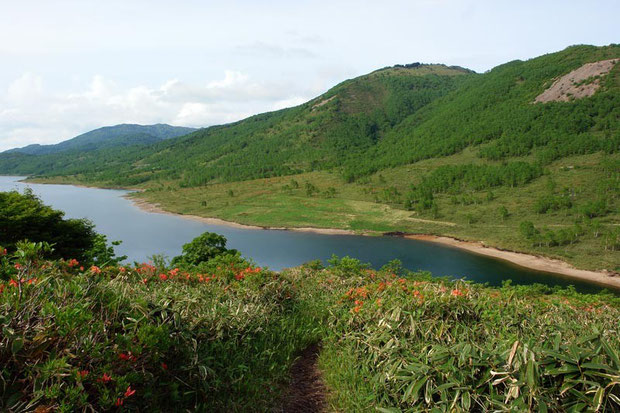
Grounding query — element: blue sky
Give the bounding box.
[1,0,618,151]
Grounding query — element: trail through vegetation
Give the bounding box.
[278,343,326,413]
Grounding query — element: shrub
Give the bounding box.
[171,232,238,267]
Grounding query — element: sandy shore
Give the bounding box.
[404,234,620,290]
[129,197,356,235]
[129,196,620,290]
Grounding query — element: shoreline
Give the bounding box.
[129,195,620,290]
[9,177,618,290]
[401,234,620,290]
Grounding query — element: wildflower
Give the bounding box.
[98,373,112,383]
[9,279,18,288]
[451,289,464,297]
[353,306,361,313]
[14,263,22,270]
[159,274,168,281]
[90,266,101,275]
[119,267,126,273]
[376,298,382,307]
[0,284,4,294]
[77,370,89,379]
[124,386,136,398]
[79,266,84,271]
[169,268,179,277]
[26,278,37,285]
[161,362,168,370]
[141,278,148,285]
[1,248,7,256]
[115,398,123,407]
[67,258,79,267]
[118,352,136,362]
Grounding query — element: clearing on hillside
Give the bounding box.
[534,58,618,102]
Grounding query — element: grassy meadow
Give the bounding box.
[103,150,620,272]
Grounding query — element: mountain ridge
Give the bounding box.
[4,123,197,156]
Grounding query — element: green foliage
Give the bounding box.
[0,190,97,262]
[327,255,370,277]
[316,270,620,412]
[84,234,127,266]
[305,181,319,196]
[535,193,573,214]
[0,251,322,411]
[0,247,618,411]
[171,231,238,267]
[0,190,124,266]
[5,124,195,156]
[498,205,510,220]
[521,221,583,247]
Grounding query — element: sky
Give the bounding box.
[0,0,618,151]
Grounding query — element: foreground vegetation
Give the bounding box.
[1,237,619,411]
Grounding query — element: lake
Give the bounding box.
[0,176,610,293]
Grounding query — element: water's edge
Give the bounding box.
[128,194,620,291]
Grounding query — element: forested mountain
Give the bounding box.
[0,65,472,182]
[4,123,196,156]
[0,45,618,270]
[0,45,617,188]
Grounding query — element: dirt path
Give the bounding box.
[276,343,326,413]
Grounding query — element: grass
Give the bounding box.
[1,245,619,411]
[94,150,620,272]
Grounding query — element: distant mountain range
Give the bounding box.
[4,124,197,156]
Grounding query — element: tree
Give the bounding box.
[0,190,98,262]
[519,221,540,245]
[498,205,509,220]
[172,232,238,266]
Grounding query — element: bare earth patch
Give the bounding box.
[534,58,618,103]
[311,95,336,110]
[276,343,326,413]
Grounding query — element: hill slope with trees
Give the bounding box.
[0,45,618,271]
[3,123,196,156]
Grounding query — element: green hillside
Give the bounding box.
[0,64,471,183]
[1,45,619,271]
[3,123,196,156]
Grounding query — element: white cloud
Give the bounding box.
[0,71,315,151]
[7,73,44,104]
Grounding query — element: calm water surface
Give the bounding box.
[0,176,611,293]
